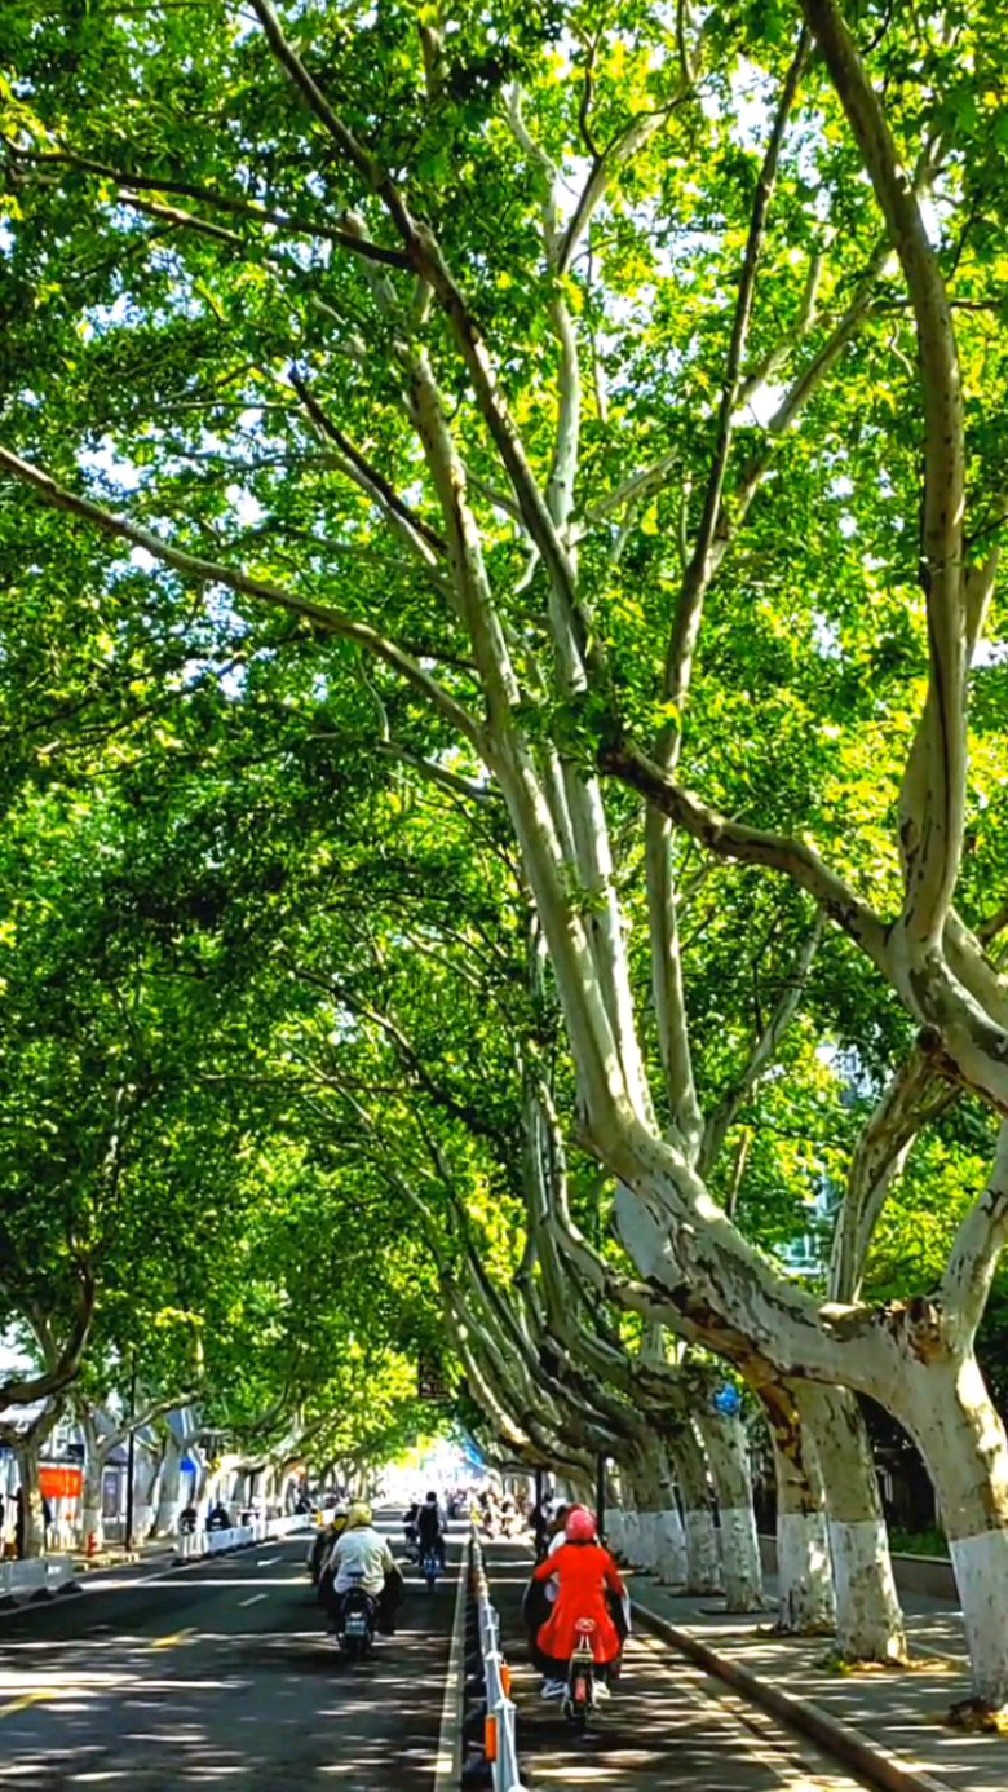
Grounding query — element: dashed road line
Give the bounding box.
[146,1627,196,1652]
[0,1689,56,1722]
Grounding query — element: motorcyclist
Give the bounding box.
[530,1491,553,1563]
[528,1505,627,1700]
[323,1501,402,1635]
[547,1503,569,1555]
[415,1489,446,1570]
[310,1502,349,1585]
[479,1488,500,1537]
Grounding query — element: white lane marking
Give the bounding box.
[238,1593,268,1608]
[434,1539,471,1792]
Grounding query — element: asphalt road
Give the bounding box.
[0,1523,457,1791]
[485,1541,872,1792]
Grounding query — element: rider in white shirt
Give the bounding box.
[331,1503,396,1596]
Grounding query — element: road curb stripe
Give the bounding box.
[434,1535,471,1792]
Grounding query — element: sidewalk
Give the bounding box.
[71,1535,179,1574]
[632,1570,1005,1792]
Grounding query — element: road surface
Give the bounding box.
[484,1539,873,1791]
[0,1525,455,1790]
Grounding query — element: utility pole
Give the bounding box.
[124,1349,138,1552]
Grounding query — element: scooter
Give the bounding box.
[563,1618,598,1731]
[335,1569,377,1661]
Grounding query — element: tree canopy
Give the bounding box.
[5,0,1008,1708]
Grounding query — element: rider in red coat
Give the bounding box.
[530,1506,627,1695]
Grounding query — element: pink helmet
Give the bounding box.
[565,1505,597,1543]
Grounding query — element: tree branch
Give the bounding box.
[9,146,411,265]
[0,444,482,747]
[699,910,823,1179]
[287,368,448,561]
[0,1260,96,1407]
[603,737,891,977]
[801,0,967,952]
[941,1123,1008,1344]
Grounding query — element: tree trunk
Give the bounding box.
[626,1444,667,1572]
[604,1465,625,1553]
[651,1445,688,1586]
[697,1411,762,1611]
[619,1497,641,1565]
[800,1384,906,1663]
[81,1447,106,1554]
[156,1430,186,1535]
[667,1428,720,1593]
[134,1446,163,1542]
[653,1501,688,1586]
[17,1444,46,1559]
[895,1351,1008,1709]
[761,1382,835,1633]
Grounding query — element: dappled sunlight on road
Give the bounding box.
[0,1539,454,1789]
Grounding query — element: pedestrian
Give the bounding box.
[41,1494,52,1553]
[15,1487,25,1560]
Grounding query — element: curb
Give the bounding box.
[634,1600,956,1792]
[0,1579,84,1612]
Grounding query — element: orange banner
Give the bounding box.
[39,1466,83,1500]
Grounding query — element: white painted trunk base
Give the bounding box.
[157,1463,184,1536]
[684,1507,721,1592]
[777,1511,835,1632]
[950,1530,1008,1708]
[635,1512,658,1570]
[81,1501,103,1553]
[133,1502,155,1542]
[829,1518,905,1662]
[654,1507,687,1586]
[607,1511,625,1553]
[719,1505,763,1611]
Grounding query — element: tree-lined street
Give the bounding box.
[3,0,1008,1779]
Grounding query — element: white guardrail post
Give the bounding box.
[471,1531,528,1792]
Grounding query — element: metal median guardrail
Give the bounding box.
[471,1531,527,1792]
